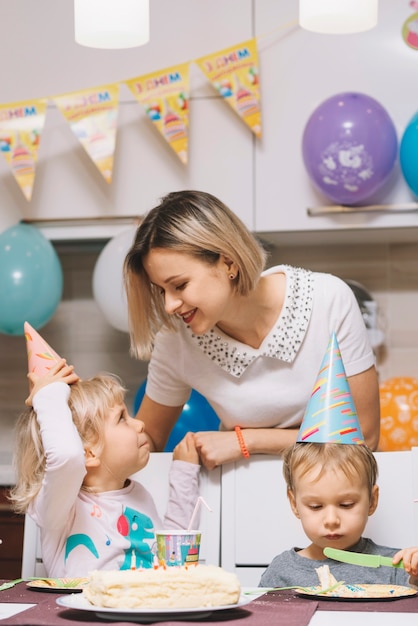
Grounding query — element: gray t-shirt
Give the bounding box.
[259,537,410,587]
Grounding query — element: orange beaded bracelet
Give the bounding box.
[234,425,250,458]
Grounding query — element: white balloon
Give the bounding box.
[92,227,137,332]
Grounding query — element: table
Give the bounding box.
[0,582,417,625]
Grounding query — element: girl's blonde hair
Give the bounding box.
[124,190,268,360]
[9,374,126,514]
[282,442,378,499]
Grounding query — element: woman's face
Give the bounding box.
[143,248,236,335]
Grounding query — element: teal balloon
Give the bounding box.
[134,381,220,452]
[400,112,418,197]
[0,223,63,335]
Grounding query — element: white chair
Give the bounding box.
[21,452,221,577]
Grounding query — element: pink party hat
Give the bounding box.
[24,321,63,376]
[297,332,364,445]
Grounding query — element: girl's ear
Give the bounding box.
[368,484,379,516]
[287,489,301,519]
[84,446,100,468]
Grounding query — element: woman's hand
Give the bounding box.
[172,432,200,465]
[25,358,79,406]
[194,427,300,470]
[193,431,243,470]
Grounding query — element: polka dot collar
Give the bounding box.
[188,265,314,378]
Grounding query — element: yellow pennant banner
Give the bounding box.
[195,38,261,138]
[53,84,120,183]
[125,63,189,164]
[0,99,47,201]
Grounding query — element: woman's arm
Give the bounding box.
[347,365,380,450]
[193,428,299,470]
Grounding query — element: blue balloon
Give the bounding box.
[400,112,418,197]
[0,223,63,335]
[134,381,220,452]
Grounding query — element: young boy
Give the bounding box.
[259,442,418,588]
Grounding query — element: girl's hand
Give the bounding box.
[193,430,243,470]
[25,358,79,406]
[393,546,418,576]
[172,432,200,465]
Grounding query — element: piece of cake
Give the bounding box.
[83,564,241,609]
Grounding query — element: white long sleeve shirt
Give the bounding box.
[29,382,200,577]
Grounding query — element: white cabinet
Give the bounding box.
[254,0,418,240]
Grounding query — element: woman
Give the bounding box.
[124,190,380,469]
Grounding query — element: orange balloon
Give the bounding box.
[379,377,418,451]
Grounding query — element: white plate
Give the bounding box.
[56,592,255,622]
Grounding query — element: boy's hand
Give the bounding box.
[393,546,418,576]
[25,358,79,406]
[172,432,200,465]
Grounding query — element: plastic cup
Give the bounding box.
[155,530,201,566]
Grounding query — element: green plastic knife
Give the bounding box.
[323,547,404,568]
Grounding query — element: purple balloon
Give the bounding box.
[302,92,398,205]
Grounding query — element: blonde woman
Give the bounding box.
[124,190,380,470]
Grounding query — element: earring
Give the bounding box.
[229,274,236,280]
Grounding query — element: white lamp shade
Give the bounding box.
[299,0,378,34]
[74,0,149,49]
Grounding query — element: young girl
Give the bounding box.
[123,190,380,470]
[259,442,418,588]
[9,360,200,578]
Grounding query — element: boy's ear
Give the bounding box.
[368,484,379,516]
[287,489,300,519]
[84,446,100,468]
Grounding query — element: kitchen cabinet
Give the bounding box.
[0,488,24,579]
[254,0,418,243]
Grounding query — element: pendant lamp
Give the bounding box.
[74,0,150,49]
[299,0,378,34]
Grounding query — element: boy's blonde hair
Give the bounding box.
[9,374,126,514]
[283,442,378,499]
[124,190,268,360]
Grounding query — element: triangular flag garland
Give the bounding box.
[297,332,365,445]
[0,98,47,201]
[53,83,120,184]
[125,63,189,164]
[0,38,263,200]
[195,39,261,138]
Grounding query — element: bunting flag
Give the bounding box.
[53,83,120,183]
[0,38,264,198]
[125,63,189,164]
[195,39,261,138]
[0,98,47,201]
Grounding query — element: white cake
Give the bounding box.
[83,565,241,609]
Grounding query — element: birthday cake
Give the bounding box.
[83,565,241,609]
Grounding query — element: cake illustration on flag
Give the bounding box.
[24,321,63,376]
[297,332,364,445]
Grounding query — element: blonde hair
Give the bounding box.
[282,442,378,499]
[124,190,268,360]
[9,374,126,514]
